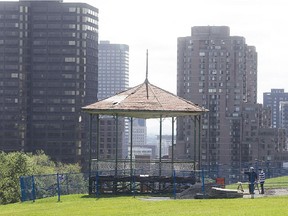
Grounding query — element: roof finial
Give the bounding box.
[145,49,148,82]
[145,49,149,99]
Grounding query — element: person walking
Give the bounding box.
[244,167,258,194]
[258,169,265,194]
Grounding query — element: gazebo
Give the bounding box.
[82,53,208,194]
[82,80,208,194]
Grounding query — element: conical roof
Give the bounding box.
[82,80,208,119]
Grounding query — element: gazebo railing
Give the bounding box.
[91,159,197,177]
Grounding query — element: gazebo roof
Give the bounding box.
[82,79,208,119]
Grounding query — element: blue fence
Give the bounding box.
[20,173,89,202]
[20,170,204,202]
[20,165,288,202]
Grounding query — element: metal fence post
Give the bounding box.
[20,176,26,202]
[66,174,69,195]
[57,173,61,202]
[173,170,176,199]
[95,171,99,198]
[132,169,136,198]
[31,175,36,202]
[201,169,205,198]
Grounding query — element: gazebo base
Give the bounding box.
[89,175,196,195]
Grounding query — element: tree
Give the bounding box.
[0,151,82,204]
[27,151,56,175]
[0,152,30,204]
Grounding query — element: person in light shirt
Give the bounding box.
[258,169,265,194]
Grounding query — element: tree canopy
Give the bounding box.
[0,151,81,204]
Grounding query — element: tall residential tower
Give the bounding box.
[0,0,98,164]
[98,41,129,159]
[177,26,257,172]
[263,89,288,128]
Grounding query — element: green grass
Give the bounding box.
[227,175,288,190]
[2,176,288,216]
[1,194,288,216]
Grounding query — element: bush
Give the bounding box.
[0,152,30,204]
[0,151,81,204]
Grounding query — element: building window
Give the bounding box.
[65,57,75,62]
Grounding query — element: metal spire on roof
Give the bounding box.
[146,49,148,81]
[145,49,149,99]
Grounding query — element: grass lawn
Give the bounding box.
[227,175,288,190]
[0,194,288,216]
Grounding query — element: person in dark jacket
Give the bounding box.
[258,169,265,194]
[244,167,258,194]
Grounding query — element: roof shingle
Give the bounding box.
[82,80,208,119]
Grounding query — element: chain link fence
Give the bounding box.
[20,173,89,202]
[19,162,288,202]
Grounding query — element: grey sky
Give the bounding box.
[83,0,287,134]
[4,0,287,134]
[87,0,287,103]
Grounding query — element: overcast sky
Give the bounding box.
[85,0,287,99]
[80,0,286,134]
[5,0,287,134]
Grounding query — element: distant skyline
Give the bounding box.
[4,0,287,134]
[82,0,288,135]
[83,0,287,101]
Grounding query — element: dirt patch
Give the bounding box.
[139,197,171,201]
[263,188,288,196]
[139,187,288,201]
[177,185,288,199]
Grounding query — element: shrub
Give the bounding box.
[0,151,81,204]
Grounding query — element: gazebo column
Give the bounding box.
[113,114,119,194]
[115,114,119,177]
[88,113,93,194]
[130,117,133,177]
[171,117,175,173]
[129,117,133,192]
[96,114,100,171]
[159,115,162,177]
[194,116,197,171]
[197,115,201,171]
[88,113,93,177]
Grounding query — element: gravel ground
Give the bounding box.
[140,187,288,201]
[243,188,288,198]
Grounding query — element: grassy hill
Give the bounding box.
[0,193,288,216]
[1,176,288,215]
[227,175,288,190]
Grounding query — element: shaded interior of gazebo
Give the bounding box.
[82,78,208,195]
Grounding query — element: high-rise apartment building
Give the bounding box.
[128,118,151,159]
[0,0,98,164]
[176,26,257,171]
[280,101,288,130]
[263,89,288,156]
[235,102,286,179]
[132,119,147,146]
[98,41,129,159]
[263,89,288,128]
[98,41,129,100]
